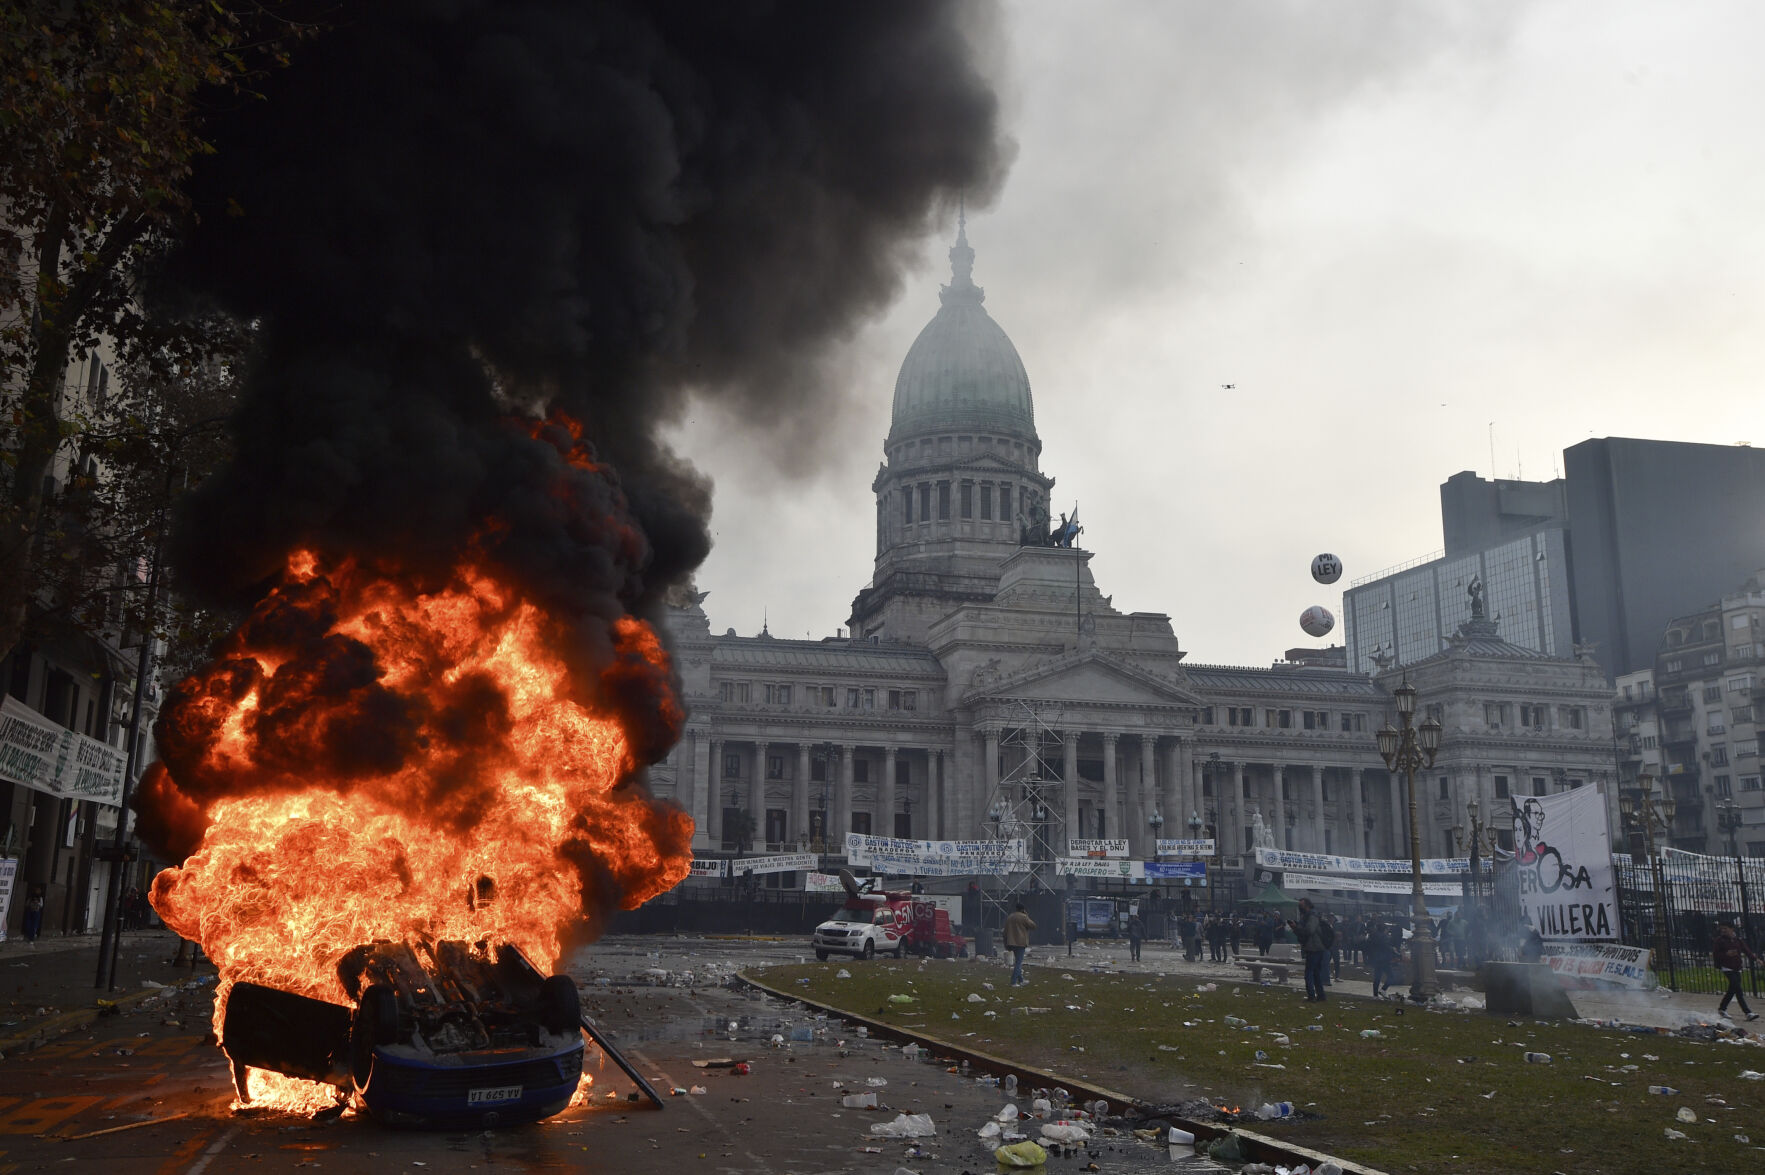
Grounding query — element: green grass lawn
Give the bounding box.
[757,957,1765,1175]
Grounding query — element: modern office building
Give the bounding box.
[1346,440,1765,681]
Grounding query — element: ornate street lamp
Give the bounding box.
[1376,676,1444,1000]
[1620,774,1676,989]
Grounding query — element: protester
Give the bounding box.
[22,886,45,944]
[1715,922,1762,1021]
[1003,902,1036,986]
[1368,920,1395,997]
[1292,898,1330,1002]
[1126,911,1144,962]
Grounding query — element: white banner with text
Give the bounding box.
[0,696,128,807]
[1510,784,1618,940]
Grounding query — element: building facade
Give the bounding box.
[652,226,1617,885]
[1612,573,1765,855]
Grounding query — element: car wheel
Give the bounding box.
[538,974,581,1034]
[894,943,904,959]
[816,950,829,961]
[862,940,875,960]
[350,984,399,1088]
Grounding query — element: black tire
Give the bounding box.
[862,940,875,960]
[816,950,829,962]
[894,944,904,959]
[537,975,582,1034]
[350,984,399,1087]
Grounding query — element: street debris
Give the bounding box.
[869,1112,936,1138]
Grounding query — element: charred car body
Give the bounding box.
[223,939,584,1129]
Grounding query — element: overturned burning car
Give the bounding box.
[223,938,585,1129]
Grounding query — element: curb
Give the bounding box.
[738,968,1388,1175]
[0,981,196,1059]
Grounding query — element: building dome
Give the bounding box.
[888,222,1035,445]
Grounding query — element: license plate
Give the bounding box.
[467,1085,522,1104]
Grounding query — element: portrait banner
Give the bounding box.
[1511,783,1619,940]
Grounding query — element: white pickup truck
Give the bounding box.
[811,897,907,961]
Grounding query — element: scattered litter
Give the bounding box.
[1676,1107,1697,1123]
[1168,1127,1195,1145]
[836,969,852,979]
[994,1141,1049,1167]
[1648,1086,1680,1096]
[869,1113,936,1138]
[1664,1128,1688,1141]
[841,1093,878,1109]
[1030,1098,1052,1116]
[978,1121,1002,1139]
[1359,1030,1382,1040]
[689,1085,707,1095]
[1741,1070,1765,1081]
[1523,1052,1552,1064]
[995,1104,1020,1122]
[868,1077,888,1087]
[888,994,916,1005]
[1255,1101,1294,1120]
[967,993,985,1003]
[1041,1122,1090,1143]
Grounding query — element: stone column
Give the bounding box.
[685,731,706,849]
[1101,733,1119,839]
[706,738,723,847]
[1142,737,1160,850]
[795,743,812,846]
[983,727,1000,824]
[881,746,898,839]
[1124,738,1144,856]
[1270,765,1287,851]
[935,750,948,839]
[1162,738,1182,836]
[1232,761,1248,855]
[1063,731,1080,853]
[835,745,853,853]
[1309,764,1326,852]
[1349,767,1366,857]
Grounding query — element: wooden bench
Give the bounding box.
[1233,944,1301,983]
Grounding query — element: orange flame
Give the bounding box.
[147,547,692,1108]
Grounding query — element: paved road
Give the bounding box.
[0,934,1225,1174]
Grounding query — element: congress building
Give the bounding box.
[653,224,1618,891]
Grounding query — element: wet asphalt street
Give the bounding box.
[0,935,1229,1175]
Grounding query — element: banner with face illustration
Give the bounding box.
[1511,783,1618,940]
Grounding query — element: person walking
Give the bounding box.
[1228,916,1242,958]
[1368,921,1394,997]
[1127,911,1144,962]
[21,886,45,944]
[1293,898,1330,1002]
[1715,922,1762,1021]
[1003,902,1036,986]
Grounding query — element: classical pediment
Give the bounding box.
[963,649,1202,709]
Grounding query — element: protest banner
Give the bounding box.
[0,696,127,807]
[1540,942,1653,990]
[1066,838,1129,858]
[1511,784,1619,940]
[730,852,818,877]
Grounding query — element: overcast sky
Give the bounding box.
[666,1,1765,667]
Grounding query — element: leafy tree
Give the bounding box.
[0,0,300,667]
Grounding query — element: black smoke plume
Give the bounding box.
[139,1,1009,863]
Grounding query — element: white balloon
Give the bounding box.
[1311,553,1343,585]
[1299,605,1335,638]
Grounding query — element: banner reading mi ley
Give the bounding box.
[0,696,127,807]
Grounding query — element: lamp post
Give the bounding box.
[1716,798,1755,992]
[1620,774,1676,989]
[1465,794,1493,905]
[1376,676,1444,1000]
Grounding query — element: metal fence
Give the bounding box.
[1613,848,1765,995]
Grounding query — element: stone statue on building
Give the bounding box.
[1467,575,1485,620]
[1020,502,1049,548]
[1250,807,1275,851]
